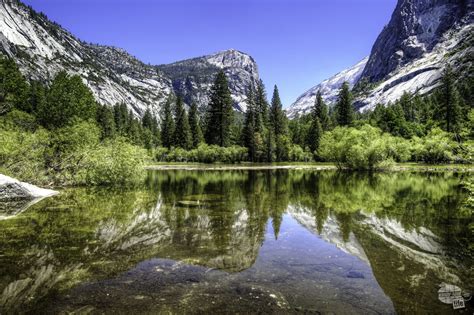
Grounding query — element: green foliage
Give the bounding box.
[335,82,354,126]
[188,102,204,148]
[411,128,458,163]
[96,104,116,140]
[0,56,29,114]
[205,71,234,147]
[307,97,323,155]
[3,109,37,132]
[157,144,248,163]
[38,71,97,129]
[0,126,50,183]
[173,96,192,149]
[319,125,407,170]
[314,90,329,130]
[160,96,175,149]
[288,144,312,162]
[80,137,148,186]
[438,65,461,133]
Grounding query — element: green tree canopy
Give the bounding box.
[205,71,234,147]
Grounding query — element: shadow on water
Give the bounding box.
[0,170,472,313]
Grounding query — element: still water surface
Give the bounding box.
[0,170,472,314]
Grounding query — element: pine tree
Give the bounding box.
[255,80,269,128]
[335,82,354,126]
[205,71,234,147]
[142,108,154,130]
[96,104,116,140]
[161,96,175,148]
[399,92,416,122]
[307,115,322,154]
[270,85,288,136]
[243,88,258,161]
[173,96,192,149]
[188,102,203,148]
[439,65,461,133]
[128,117,143,146]
[0,57,29,114]
[114,103,129,135]
[314,90,329,130]
[28,81,47,115]
[40,71,96,129]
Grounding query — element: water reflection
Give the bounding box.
[0,170,472,313]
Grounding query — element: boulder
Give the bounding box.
[0,174,57,201]
[0,174,58,219]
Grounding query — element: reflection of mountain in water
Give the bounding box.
[289,203,471,313]
[0,170,471,313]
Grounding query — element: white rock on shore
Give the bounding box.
[0,174,58,201]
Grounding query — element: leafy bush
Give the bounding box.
[288,144,312,162]
[156,144,248,163]
[0,127,50,183]
[411,128,457,163]
[80,137,149,186]
[319,124,407,170]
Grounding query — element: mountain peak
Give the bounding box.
[0,0,260,116]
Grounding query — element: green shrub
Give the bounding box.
[288,144,312,162]
[156,144,248,163]
[411,128,457,163]
[80,137,149,186]
[319,124,406,170]
[0,127,50,183]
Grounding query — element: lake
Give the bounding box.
[0,170,472,314]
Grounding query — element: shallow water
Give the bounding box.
[0,170,472,314]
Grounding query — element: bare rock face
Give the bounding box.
[360,0,473,83]
[0,1,259,116]
[288,0,473,115]
[158,49,259,113]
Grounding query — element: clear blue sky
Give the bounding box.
[23,0,397,107]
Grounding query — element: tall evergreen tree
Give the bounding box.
[40,71,96,129]
[335,82,354,126]
[142,108,154,130]
[205,71,234,147]
[160,96,175,148]
[28,81,47,115]
[255,80,269,128]
[243,88,258,161]
[439,65,461,133]
[270,85,288,136]
[0,57,29,114]
[114,103,129,135]
[399,92,415,122]
[173,96,192,149]
[96,104,116,140]
[188,102,203,148]
[307,116,322,154]
[314,90,329,130]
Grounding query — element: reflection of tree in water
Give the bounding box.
[0,169,471,314]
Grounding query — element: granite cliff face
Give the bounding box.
[158,49,259,112]
[288,0,473,115]
[0,0,259,117]
[287,57,368,118]
[360,0,473,82]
